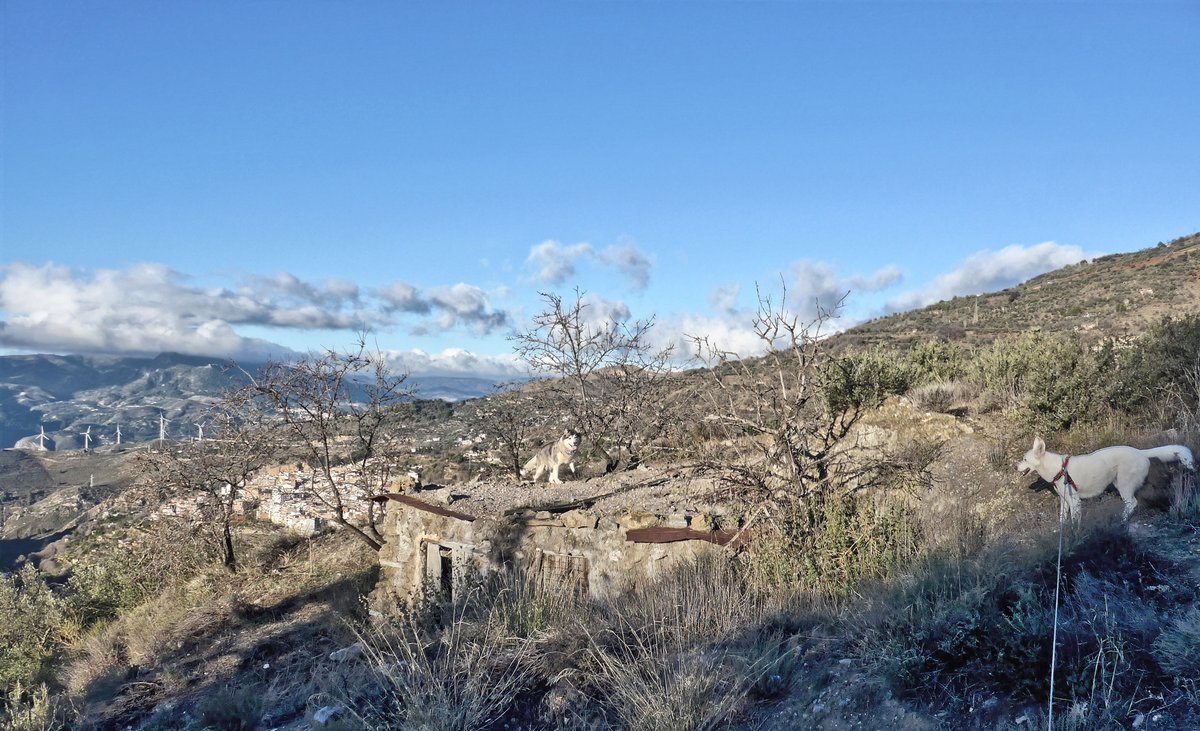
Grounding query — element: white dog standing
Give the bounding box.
[1016,436,1195,522]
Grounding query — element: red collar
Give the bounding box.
[1051,456,1077,493]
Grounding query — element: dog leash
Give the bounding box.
[1048,499,1066,729]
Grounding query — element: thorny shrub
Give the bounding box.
[747,489,922,596]
[820,348,914,414]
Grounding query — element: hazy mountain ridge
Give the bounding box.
[0,353,502,449]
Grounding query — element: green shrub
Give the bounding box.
[1,681,64,731]
[1019,341,1103,432]
[908,341,968,384]
[65,552,157,628]
[969,332,1103,430]
[970,331,1047,402]
[0,566,73,693]
[821,349,914,413]
[1106,316,1200,423]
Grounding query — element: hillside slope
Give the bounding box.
[841,231,1200,350]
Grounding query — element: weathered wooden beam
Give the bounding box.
[502,477,669,517]
[369,493,477,522]
[624,526,745,546]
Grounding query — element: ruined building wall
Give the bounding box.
[372,496,731,609]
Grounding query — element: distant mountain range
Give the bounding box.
[0,352,503,449]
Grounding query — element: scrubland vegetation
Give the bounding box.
[3,288,1200,728]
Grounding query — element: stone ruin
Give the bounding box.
[369,472,743,606]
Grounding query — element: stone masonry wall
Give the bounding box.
[372,497,728,609]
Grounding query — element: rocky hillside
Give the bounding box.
[841,231,1200,350]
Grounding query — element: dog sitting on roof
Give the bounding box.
[522,430,581,484]
[1016,436,1195,522]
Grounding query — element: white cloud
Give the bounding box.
[241,272,362,308]
[524,239,654,291]
[707,283,741,314]
[848,265,903,293]
[525,240,593,285]
[884,241,1091,312]
[598,243,652,291]
[578,294,632,329]
[382,348,526,378]
[427,283,510,334]
[377,280,512,333]
[0,263,517,361]
[377,280,432,314]
[0,263,298,360]
[660,311,765,363]
[788,260,902,320]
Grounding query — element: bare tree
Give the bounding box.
[473,382,544,481]
[688,285,873,500]
[143,389,280,572]
[510,290,673,473]
[244,339,411,551]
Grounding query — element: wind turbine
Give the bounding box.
[83,426,92,451]
[115,424,122,445]
[159,412,169,448]
[195,422,204,442]
[37,425,48,451]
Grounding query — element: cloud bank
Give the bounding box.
[382,348,525,379]
[524,240,653,291]
[0,263,311,360]
[884,241,1091,312]
[788,260,902,321]
[0,239,1097,378]
[0,262,512,364]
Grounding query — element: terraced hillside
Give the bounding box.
[841,232,1200,350]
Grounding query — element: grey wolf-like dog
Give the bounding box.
[1015,436,1195,522]
[522,430,581,484]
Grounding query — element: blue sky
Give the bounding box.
[2,2,1198,376]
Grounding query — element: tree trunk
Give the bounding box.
[365,501,385,545]
[338,517,384,551]
[222,520,237,573]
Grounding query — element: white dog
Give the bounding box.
[521,430,581,484]
[1016,436,1195,522]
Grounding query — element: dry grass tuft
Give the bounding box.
[909,381,971,414]
[1,682,64,731]
[349,593,536,731]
